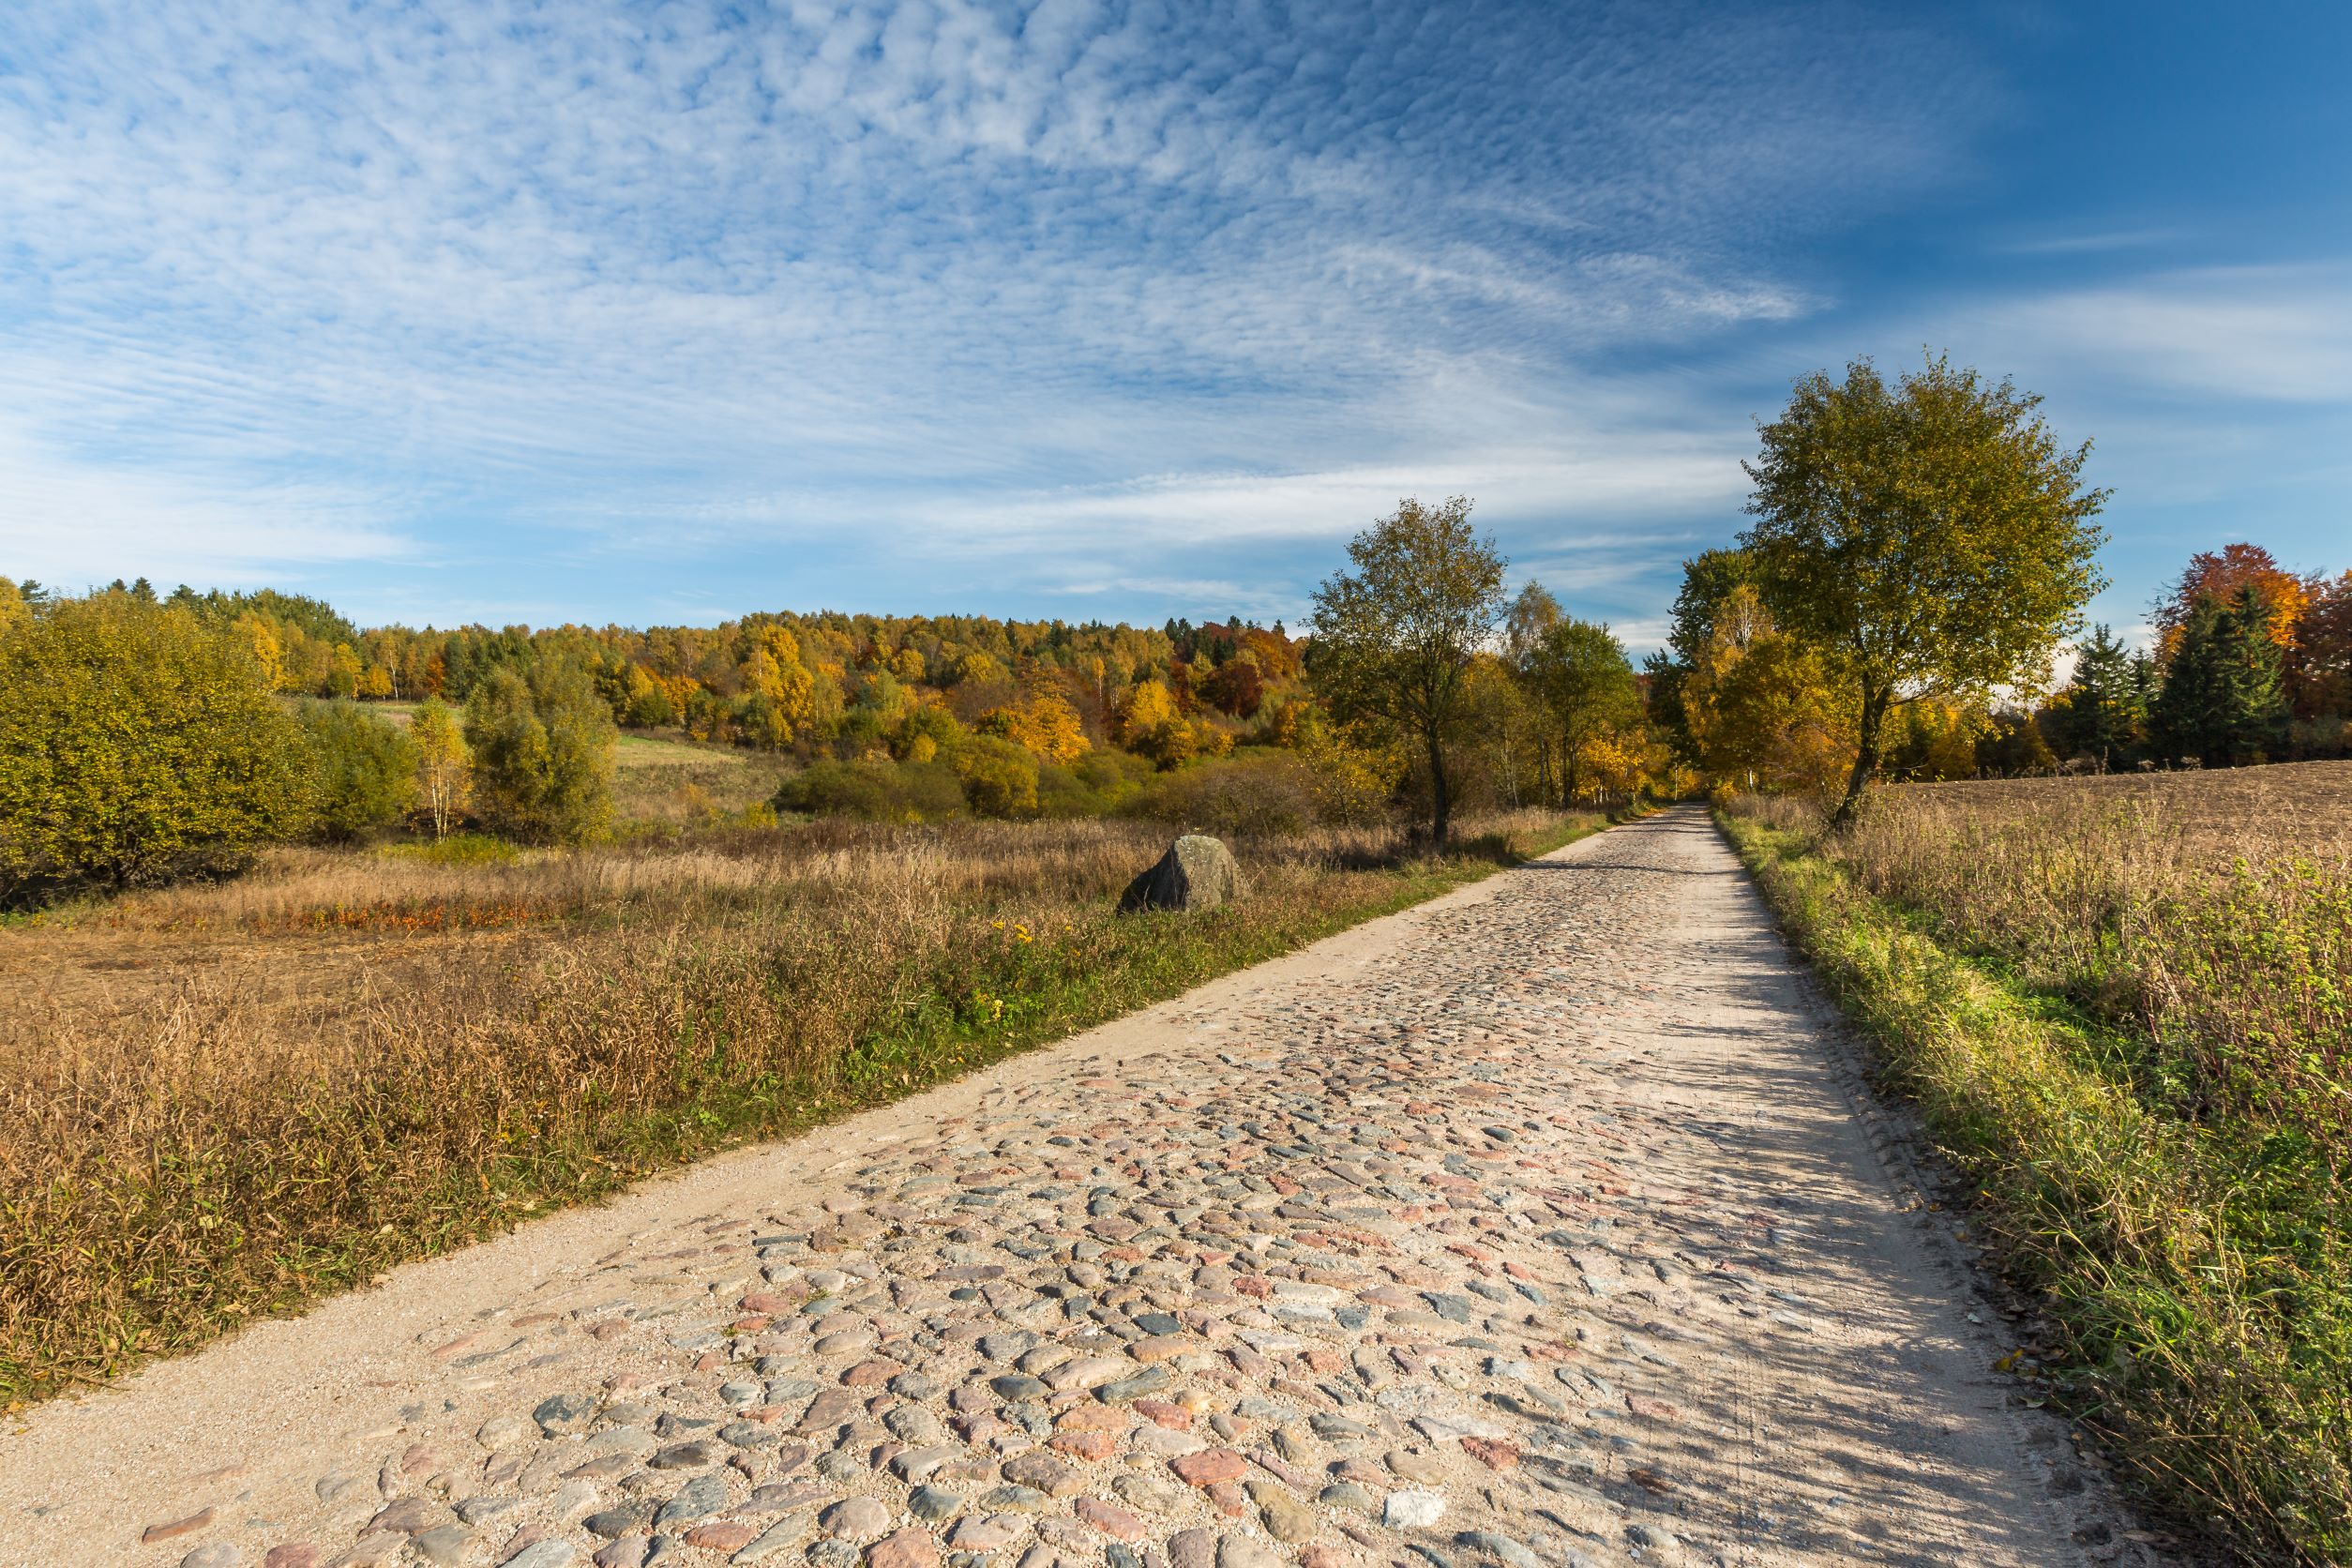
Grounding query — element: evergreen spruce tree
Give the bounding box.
[2058,625,2144,767]
[2154,587,2288,765]
[2220,587,2292,761]
[2154,595,2231,764]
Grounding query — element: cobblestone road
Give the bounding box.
[1,810,2142,1568]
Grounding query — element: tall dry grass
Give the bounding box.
[64,816,1458,933]
[1725,764,2352,1563]
[1805,765,2352,1147]
[0,808,1590,1408]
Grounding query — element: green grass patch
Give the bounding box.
[381,831,521,867]
[614,731,746,766]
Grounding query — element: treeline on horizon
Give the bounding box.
[19,576,1290,746]
[21,532,2348,795]
[1646,536,2352,792]
[8,526,2344,887]
[0,551,1657,903]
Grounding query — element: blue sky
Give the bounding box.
[2,1,2346,648]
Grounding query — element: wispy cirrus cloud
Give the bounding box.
[1988,265,2352,404]
[0,1,1981,624]
[0,427,412,591]
[1993,228,2182,257]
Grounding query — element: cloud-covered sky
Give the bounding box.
[3,0,2346,644]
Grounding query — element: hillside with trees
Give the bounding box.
[0,513,1671,904]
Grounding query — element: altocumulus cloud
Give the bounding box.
[0,0,1980,623]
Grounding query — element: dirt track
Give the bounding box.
[0,809,2154,1568]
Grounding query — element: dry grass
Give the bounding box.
[610,733,794,828]
[1785,762,2352,1148]
[0,808,1594,1408]
[1725,764,2352,1564]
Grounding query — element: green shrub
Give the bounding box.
[624,680,676,729]
[1071,747,1155,806]
[0,591,313,898]
[384,831,518,866]
[780,746,1177,824]
[835,704,887,755]
[1034,763,1100,819]
[897,704,963,760]
[1123,751,1320,837]
[950,734,1039,819]
[296,700,416,841]
[463,664,616,844]
[775,759,964,822]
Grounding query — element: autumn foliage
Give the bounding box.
[1648,360,2350,806]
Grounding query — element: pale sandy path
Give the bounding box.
[0,809,2152,1568]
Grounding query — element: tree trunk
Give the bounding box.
[1426,725,1451,848]
[1831,686,1890,829]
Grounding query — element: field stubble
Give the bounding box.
[1727,761,2352,1564]
[0,807,1594,1409]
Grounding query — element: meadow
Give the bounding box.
[1723,762,2352,1564]
[0,805,1598,1410]
[396,700,798,829]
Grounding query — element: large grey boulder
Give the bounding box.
[1120,835,1242,912]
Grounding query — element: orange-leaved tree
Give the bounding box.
[2155,542,2310,659]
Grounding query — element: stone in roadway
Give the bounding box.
[0,808,2157,1567]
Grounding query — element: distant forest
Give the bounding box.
[6,360,2348,900]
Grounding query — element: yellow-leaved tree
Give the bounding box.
[1681,592,1853,798]
[980,693,1090,765]
[410,697,472,840]
[807,659,848,738]
[1117,679,1221,768]
[0,591,314,897]
[1574,731,1647,805]
[1119,678,1178,736]
[957,651,1008,687]
[740,628,807,749]
[232,610,284,690]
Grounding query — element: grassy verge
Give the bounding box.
[1,811,1603,1411]
[1719,809,2351,1565]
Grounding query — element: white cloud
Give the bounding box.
[0,0,1980,613]
[1994,228,2179,257]
[1987,264,2352,403]
[901,439,1748,553]
[0,425,411,589]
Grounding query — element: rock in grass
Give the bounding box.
[1119,837,1242,912]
